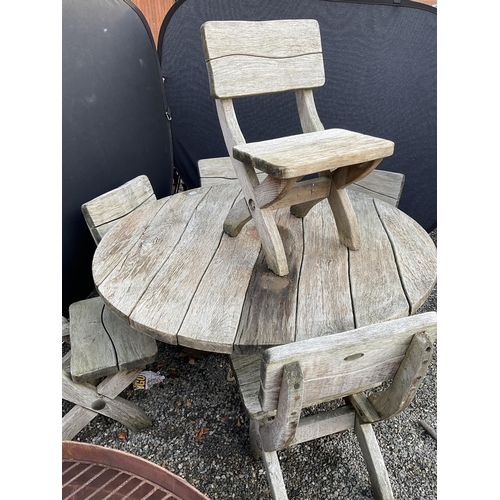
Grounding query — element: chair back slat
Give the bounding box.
[81,175,156,244]
[259,312,437,412]
[201,20,325,99]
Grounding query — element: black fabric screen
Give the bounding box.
[62,0,174,316]
[159,0,436,232]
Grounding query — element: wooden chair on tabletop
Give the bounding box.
[200,19,395,276]
[62,175,159,441]
[231,312,437,500]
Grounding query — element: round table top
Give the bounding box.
[93,182,436,354]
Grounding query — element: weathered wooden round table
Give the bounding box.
[93,182,436,354]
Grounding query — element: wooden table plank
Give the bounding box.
[296,200,354,341]
[129,184,241,342]
[349,191,409,327]
[177,221,261,353]
[234,209,303,351]
[374,199,437,313]
[96,191,206,323]
[92,197,170,286]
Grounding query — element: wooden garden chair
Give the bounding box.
[201,19,395,276]
[62,175,158,441]
[230,312,437,499]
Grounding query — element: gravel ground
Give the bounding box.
[63,229,437,500]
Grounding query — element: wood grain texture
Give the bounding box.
[296,201,354,341]
[349,190,409,327]
[233,129,394,180]
[201,20,325,99]
[129,183,241,342]
[216,98,289,275]
[234,209,303,351]
[354,418,395,500]
[198,156,404,206]
[258,313,437,412]
[102,305,157,371]
[82,175,156,244]
[94,192,204,322]
[62,369,151,432]
[374,199,437,313]
[177,223,261,353]
[94,182,436,352]
[69,298,118,383]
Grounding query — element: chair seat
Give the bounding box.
[232,128,394,180]
[69,296,157,383]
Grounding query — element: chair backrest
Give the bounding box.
[201,19,325,99]
[258,312,437,412]
[81,175,157,245]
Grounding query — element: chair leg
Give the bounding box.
[261,449,289,500]
[250,419,288,499]
[249,419,263,460]
[327,178,361,251]
[354,416,394,500]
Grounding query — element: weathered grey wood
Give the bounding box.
[367,332,434,421]
[260,448,289,500]
[198,156,405,207]
[69,296,157,383]
[348,393,381,424]
[92,196,171,289]
[129,183,244,341]
[82,175,156,244]
[69,297,118,383]
[62,367,143,440]
[327,175,361,250]
[95,191,206,322]
[201,20,325,99]
[200,20,397,277]
[354,418,394,500]
[374,199,437,313]
[64,175,160,440]
[296,88,324,133]
[95,182,436,352]
[296,201,354,340]
[177,222,261,353]
[62,369,150,437]
[62,350,71,372]
[258,313,437,412]
[102,306,157,371]
[62,316,70,338]
[350,170,405,207]
[233,129,394,180]
[234,209,303,350]
[231,314,436,500]
[259,362,303,453]
[290,405,355,447]
[349,190,409,327]
[216,98,289,276]
[231,353,271,419]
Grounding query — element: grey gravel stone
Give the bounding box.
[63,229,437,499]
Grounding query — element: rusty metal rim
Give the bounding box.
[62,441,209,500]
